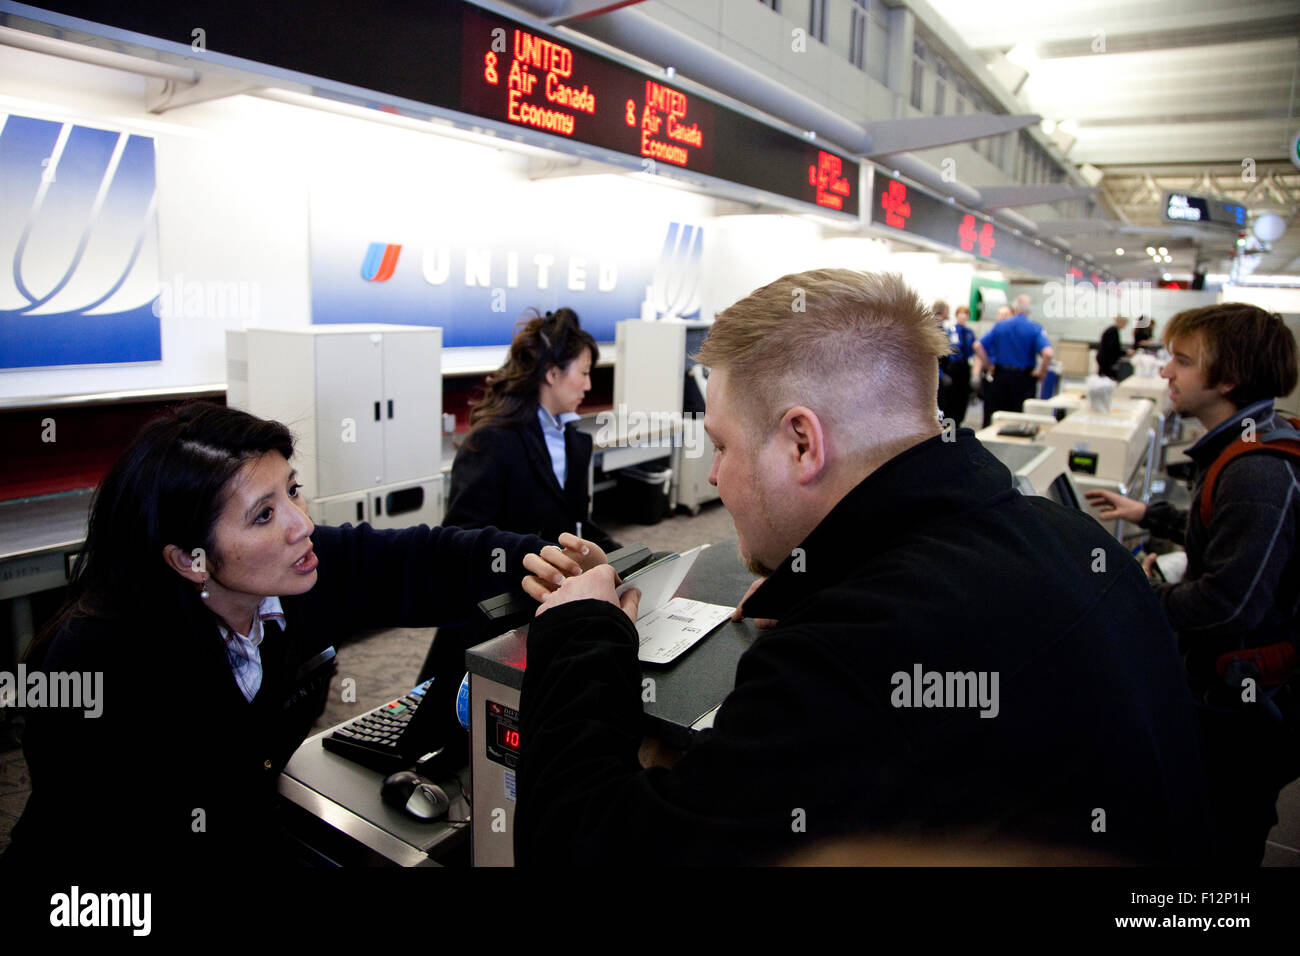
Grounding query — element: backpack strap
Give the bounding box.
[1198,416,1300,527]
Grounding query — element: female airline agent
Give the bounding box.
[1,402,588,869]
[414,309,621,751]
[442,307,619,552]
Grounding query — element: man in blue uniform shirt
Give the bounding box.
[975,294,1053,426]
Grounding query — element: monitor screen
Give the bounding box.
[1047,472,1084,512]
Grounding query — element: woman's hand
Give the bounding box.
[521,533,609,601]
[1084,489,1147,523]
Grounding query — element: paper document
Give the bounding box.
[615,544,732,663]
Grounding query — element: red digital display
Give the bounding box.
[958,214,995,257]
[637,79,705,168]
[457,6,854,215]
[871,172,1072,276]
[496,723,521,753]
[463,13,713,174]
[880,180,911,228]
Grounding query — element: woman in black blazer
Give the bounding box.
[2,402,578,870]
[444,307,619,552]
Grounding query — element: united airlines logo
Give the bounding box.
[360,242,402,282]
[649,221,702,319]
[0,113,161,369]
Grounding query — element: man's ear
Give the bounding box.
[778,405,827,485]
[162,544,205,585]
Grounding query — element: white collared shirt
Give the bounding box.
[216,595,285,703]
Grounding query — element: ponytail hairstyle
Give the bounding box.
[466,307,597,442]
[26,402,294,660]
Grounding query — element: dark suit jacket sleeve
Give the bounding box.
[514,599,894,865]
[444,430,508,531]
[309,521,545,632]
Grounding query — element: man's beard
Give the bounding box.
[740,543,776,578]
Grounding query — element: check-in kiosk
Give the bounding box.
[1115,376,1172,414]
[1040,401,1158,541]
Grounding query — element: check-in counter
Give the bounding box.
[1042,401,1156,486]
[1115,376,1173,416]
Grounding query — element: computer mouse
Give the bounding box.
[381,771,450,821]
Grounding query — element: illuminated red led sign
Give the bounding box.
[880,180,911,228]
[871,171,1069,276]
[958,214,995,257]
[35,0,858,216]
[809,151,852,210]
[456,5,853,214]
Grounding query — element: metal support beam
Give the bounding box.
[863,113,1040,156]
[975,185,1099,210]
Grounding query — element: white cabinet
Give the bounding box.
[226,325,444,529]
[614,319,719,513]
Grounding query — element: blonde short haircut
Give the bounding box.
[696,270,950,440]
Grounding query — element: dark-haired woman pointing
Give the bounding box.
[1,402,590,869]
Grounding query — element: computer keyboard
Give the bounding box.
[321,679,435,774]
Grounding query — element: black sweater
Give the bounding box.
[5,521,544,869]
[1142,402,1300,687]
[515,430,1212,865]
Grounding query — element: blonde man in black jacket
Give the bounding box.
[516,270,1212,866]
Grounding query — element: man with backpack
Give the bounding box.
[1087,303,1300,864]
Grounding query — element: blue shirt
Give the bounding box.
[944,320,976,361]
[215,595,285,703]
[537,404,579,488]
[979,312,1050,369]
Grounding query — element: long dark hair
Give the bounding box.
[27,402,294,659]
[467,307,596,440]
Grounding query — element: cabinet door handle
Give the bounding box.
[373,401,381,422]
[387,399,394,419]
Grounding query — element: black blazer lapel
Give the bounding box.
[521,415,569,506]
[563,425,593,509]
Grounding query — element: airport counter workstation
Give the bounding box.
[277,539,759,866]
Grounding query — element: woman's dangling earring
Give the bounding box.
[200,574,210,600]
